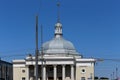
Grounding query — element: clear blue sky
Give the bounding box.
[0,0,120,78]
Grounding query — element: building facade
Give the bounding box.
[0,60,13,80]
[13,20,96,80]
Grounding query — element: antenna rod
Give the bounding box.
[41,24,44,80]
[116,68,118,79]
[35,15,39,80]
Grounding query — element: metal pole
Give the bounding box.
[0,58,1,78]
[35,15,39,80]
[116,68,118,79]
[0,58,2,79]
[41,25,44,80]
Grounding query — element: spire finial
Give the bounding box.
[57,0,60,23]
[54,0,62,38]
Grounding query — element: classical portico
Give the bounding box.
[25,55,76,80]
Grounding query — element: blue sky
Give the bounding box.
[0,0,120,78]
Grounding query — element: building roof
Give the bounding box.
[42,22,79,55]
[0,60,12,65]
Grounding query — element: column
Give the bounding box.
[71,65,74,80]
[43,66,46,80]
[62,65,65,80]
[54,65,57,80]
[26,66,29,80]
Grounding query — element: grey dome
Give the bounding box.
[43,37,77,54]
[42,22,78,55]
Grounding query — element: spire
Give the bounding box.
[57,0,60,22]
[55,0,63,37]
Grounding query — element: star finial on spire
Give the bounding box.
[57,0,60,23]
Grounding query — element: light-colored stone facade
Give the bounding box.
[13,55,95,80]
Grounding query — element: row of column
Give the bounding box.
[27,65,74,80]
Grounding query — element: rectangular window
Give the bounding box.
[22,77,25,80]
[81,77,85,80]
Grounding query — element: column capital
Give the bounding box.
[62,64,66,66]
[53,65,57,67]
